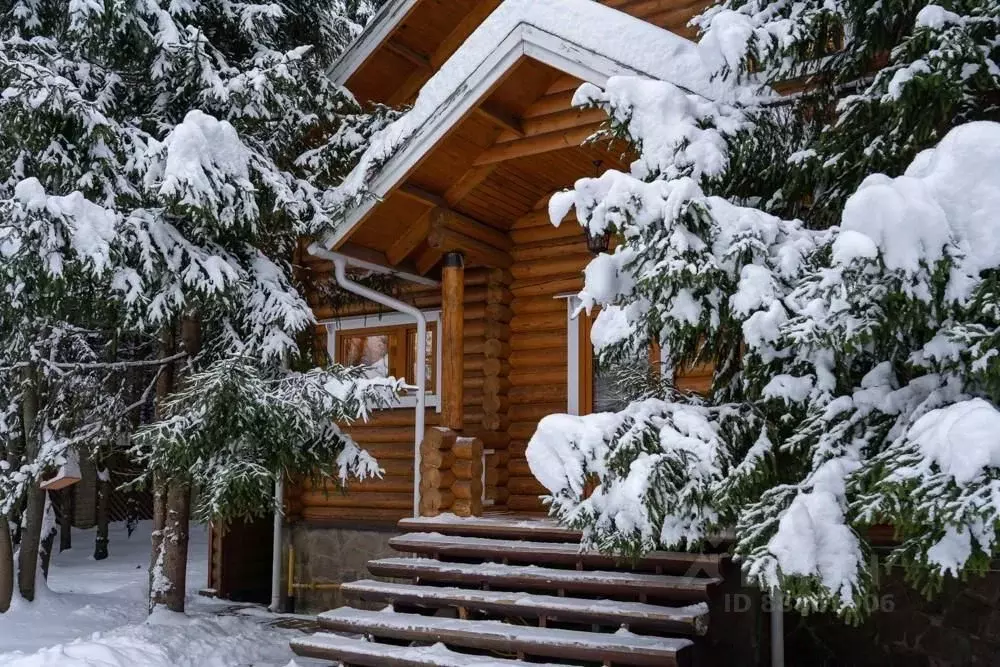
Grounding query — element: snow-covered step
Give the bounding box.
[317,607,694,667]
[389,532,726,577]
[368,557,718,602]
[398,515,582,542]
[290,634,570,667]
[342,579,709,635]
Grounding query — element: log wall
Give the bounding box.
[507,217,589,513]
[296,264,495,524]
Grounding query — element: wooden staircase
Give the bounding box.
[290,516,744,667]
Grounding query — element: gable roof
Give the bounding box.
[329,0,421,86]
[323,0,724,251]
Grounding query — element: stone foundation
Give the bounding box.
[783,568,1000,666]
[286,522,400,613]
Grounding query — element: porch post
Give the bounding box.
[441,251,465,430]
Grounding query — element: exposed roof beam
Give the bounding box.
[427,207,512,269]
[386,209,433,266]
[473,103,524,137]
[398,183,447,208]
[473,123,604,166]
[386,39,432,71]
[415,246,443,275]
[388,0,504,105]
[443,164,499,206]
[495,106,607,144]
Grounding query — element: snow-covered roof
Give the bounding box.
[327,0,421,86]
[323,0,728,251]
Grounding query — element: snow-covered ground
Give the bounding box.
[0,522,313,667]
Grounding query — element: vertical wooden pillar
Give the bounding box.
[442,251,465,430]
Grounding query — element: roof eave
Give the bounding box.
[322,22,665,251]
[327,0,422,86]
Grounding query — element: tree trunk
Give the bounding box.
[59,487,73,552]
[17,365,45,602]
[94,470,110,561]
[0,518,12,613]
[148,325,175,613]
[149,317,199,614]
[39,494,56,580]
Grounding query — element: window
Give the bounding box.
[325,311,442,409]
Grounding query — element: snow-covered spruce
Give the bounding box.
[0,1,388,611]
[528,0,1000,621]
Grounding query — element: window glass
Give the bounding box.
[340,333,391,380]
[406,327,436,391]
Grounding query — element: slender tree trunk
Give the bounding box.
[39,494,56,580]
[94,469,110,561]
[0,518,12,613]
[152,316,201,613]
[18,365,45,602]
[59,487,73,552]
[149,326,175,613]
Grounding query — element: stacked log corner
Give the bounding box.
[419,428,483,518]
[477,269,511,508]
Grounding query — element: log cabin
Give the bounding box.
[209,1,765,665]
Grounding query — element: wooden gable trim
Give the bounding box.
[327,0,422,85]
[322,23,668,253]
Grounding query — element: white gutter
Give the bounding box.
[309,244,431,518]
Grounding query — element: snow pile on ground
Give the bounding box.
[0,522,312,667]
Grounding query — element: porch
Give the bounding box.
[289,514,755,667]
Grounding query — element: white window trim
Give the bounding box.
[558,294,583,416]
[323,310,443,411]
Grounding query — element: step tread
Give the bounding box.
[290,634,570,667]
[369,557,719,599]
[398,516,581,542]
[389,532,726,575]
[342,579,709,634]
[318,607,692,664]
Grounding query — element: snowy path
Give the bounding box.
[0,522,317,667]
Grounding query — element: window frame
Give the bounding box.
[324,310,443,411]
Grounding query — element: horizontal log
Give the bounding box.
[510,311,566,331]
[508,402,565,423]
[475,431,511,451]
[512,208,573,230]
[510,276,583,299]
[484,339,511,359]
[510,331,567,352]
[509,384,567,404]
[510,422,542,440]
[508,459,534,478]
[465,267,512,287]
[464,355,487,373]
[351,426,420,444]
[510,349,567,368]
[431,207,512,251]
[474,123,602,166]
[300,491,413,510]
[512,240,591,263]
[486,450,510,469]
[482,358,511,378]
[428,225,512,269]
[485,468,509,487]
[463,389,484,407]
[352,443,418,460]
[509,368,565,386]
[522,90,576,119]
[482,394,510,414]
[511,254,590,281]
[490,487,510,504]
[465,320,511,341]
[479,414,511,432]
[510,222,585,246]
[482,375,512,395]
[506,494,547,513]
[512,295,568,315]
[345,478,414,494]
[305,460,414,486]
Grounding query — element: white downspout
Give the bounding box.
[310,244,427,519]
[771,587,785,667]
[269,476,283,612]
